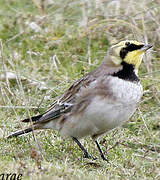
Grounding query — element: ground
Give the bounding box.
[0,0,160,179]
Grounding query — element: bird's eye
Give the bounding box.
[125,42,130,46]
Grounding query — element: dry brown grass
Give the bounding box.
[0,0,160,179]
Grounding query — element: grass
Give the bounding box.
[0,0,160,179]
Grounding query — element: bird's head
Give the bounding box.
[109,40,152,69]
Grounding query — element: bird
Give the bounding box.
[7,40,152,161]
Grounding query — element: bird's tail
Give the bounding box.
[7,127,34,138]
[22,114,43,123]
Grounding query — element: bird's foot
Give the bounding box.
[83,152,97,160]
[100,154,109,162]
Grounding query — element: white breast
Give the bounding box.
[60,77,143,139]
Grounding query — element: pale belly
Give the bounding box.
[60,97,137,138]
[60,78,143,139]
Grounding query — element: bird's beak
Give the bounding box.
[139,44,153,52]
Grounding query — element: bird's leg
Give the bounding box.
[72,137,93,159]
[95,140,108,161]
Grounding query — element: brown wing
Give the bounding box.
[47,73,94,109]
[22,56,122,124]
[22,73,96,124]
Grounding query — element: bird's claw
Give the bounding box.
[83,153,97,160]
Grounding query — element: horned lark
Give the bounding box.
[8,40,152,161]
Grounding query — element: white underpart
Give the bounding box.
[59,76,143,139]
[134,69,138,76]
